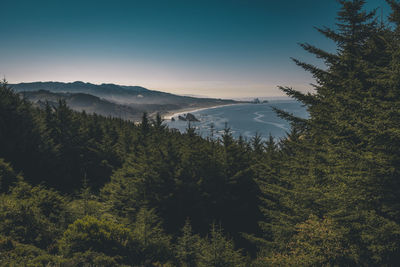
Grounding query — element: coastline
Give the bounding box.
[162,103,242,120]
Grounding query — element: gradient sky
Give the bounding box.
[0,0,389,98]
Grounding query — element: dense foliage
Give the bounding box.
[1,1,400,266]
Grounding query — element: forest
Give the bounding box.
[0,0,400,266]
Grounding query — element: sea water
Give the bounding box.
[164,100,308,141]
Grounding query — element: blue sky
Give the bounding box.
[0,0,389,97]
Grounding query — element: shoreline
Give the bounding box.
[162,103,243,120]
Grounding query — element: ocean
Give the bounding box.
[164,100,308,141]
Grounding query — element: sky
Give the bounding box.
[0,0,390,98]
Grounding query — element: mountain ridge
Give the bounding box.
[12,81,240,121]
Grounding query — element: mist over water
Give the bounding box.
[165,100,308,141]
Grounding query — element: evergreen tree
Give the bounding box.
[175,219,201,267]
[132,207,173,264]
[255,0,400,264]
[199,224,245,267]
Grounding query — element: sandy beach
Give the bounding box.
[163,103,242,120]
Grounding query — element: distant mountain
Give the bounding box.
[12,81,148,95]
[11,81,236,105]
[20,90,147,120]
[12,81,239,121]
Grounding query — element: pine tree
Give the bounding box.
[132,207,172,264]
[256,1,400,264]
[175,219,201,267]
[199,224,245,267]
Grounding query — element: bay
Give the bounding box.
[164,100,308,140]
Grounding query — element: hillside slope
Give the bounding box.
[12,81,239,120]
[21,90,146,120]
[12,81,237,105]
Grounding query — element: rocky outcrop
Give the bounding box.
[185,113,199,122]
[178,113,199,122]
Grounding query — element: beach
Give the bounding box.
[164,100,307,140]
[162,103,242,120]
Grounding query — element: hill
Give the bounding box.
[11,81,239,120]
[20,90,147,120]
